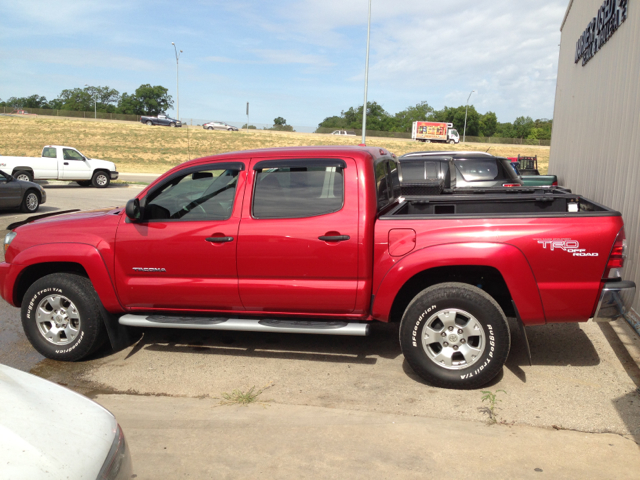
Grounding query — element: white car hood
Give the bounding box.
[0,365,116,480]
[86,157,116,171]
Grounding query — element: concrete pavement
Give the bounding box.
[97,395,639,479]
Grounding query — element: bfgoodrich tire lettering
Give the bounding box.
[21,273,108,361]
[399,282,510,389]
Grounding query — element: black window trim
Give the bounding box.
[251,159,346,220]
[138,161,245,223]
[253,158,347,171]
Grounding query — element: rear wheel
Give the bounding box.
[92,171,110,188]
[20,190,40,213]
[207,126,213,130]
[21,273,108,361]
[14,170,33,182]
[146,121,153,126]
[399,282,510,389]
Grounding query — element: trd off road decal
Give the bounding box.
[535,239,598,257]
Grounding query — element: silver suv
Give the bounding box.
[398,151,522,191]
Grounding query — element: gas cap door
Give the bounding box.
[388,228,416,257]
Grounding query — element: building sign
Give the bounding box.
[575,0,629,66]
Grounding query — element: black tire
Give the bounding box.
[170,122,176,127]
[207,126,213,130]
[76,180,92,187]
[449,139,456,144]
[20,189,40,213]
[21,273,108,361]
[92,171,110,188]
[399,282,510,389]
[146,120,153,126]
[14,170,33,182]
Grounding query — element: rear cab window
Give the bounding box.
[252,159,345,219]
[374,157,401,211]
[42,147,56,158]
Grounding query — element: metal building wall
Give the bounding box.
[549,0,640,315]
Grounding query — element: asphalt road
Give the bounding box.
[1,181,639,477]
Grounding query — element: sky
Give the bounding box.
[0,0,568,129]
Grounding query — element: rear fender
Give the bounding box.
[371,243,546,325]
[12,243,123,312]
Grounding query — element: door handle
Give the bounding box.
[318,235,350,242]
[206,236,234,243]
[64,162,69,165]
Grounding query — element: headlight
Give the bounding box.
[4,231,16,253]
[96,424,133,480]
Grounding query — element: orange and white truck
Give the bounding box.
[412,121,459,144]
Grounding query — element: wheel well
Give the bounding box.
[12,167,34,176]
[387,265,514,323]
[93,169,109,176]
[14,262,89,306]
[24,188,41,201]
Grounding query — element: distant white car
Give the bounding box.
[203,121,239,131]
[0,364,133,480]
[330,130,355,136]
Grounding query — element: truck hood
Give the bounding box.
[86,158,117,171]
[0,364,115,480]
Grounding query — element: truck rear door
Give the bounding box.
[114,162,246,311]
[237,157,359,314]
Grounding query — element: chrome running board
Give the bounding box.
[118,315,370,336]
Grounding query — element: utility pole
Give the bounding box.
[246,102,249,131]
[361,0,372,145]
[171,42,183,120]
[463,90,476,143]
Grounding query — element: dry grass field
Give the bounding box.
[0,115,550,174]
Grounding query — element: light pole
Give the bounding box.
[171,42,183,120]
[361,0,372,145]
[463,90,476,143]
[84,84,96,118]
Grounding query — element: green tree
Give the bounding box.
[479,112,498,137]
[2,95,50,109]
[433,105,480,136]
[393,101,435,132]
[267,117,295,131]
[117,84,173,116]
[317,115,348,130]
[56,88,95,111]
[241,124,257,129]
[513,116,534,138]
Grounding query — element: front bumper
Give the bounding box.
[110,171,119,180]
[593,280,636,322]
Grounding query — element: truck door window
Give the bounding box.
[42,147,56,158]
[252,163,344,219]
[63,149,84,161]
[144,168,240,221]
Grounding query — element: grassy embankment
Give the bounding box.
[0,116,550,174]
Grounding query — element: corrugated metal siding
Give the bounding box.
[550,0,640,313]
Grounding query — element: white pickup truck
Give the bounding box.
[0,146,118,188]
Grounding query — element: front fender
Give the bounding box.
[371,242,546,325]
[11,243,123,312]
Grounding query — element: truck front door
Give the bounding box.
[114,162,246,311]
[60,148,92,180]
[237,158,359,314]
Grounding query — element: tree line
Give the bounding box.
[318,101,552,140]
[0,84,174,116]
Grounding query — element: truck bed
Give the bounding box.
[383,188,616,218]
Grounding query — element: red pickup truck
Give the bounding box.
[1,146,635,389]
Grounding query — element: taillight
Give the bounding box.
[604,228,627,278]
[552,181,558,186]
[502,183,519,187]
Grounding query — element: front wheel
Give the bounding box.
[14,170,33,182]
[92,171,110,188]
[21,273,108,361]
[170,122,176,127]
[20,190,40,213]
[449,139,456,144]
[399,282,510,389]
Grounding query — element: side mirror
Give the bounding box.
[125,198,142,222]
